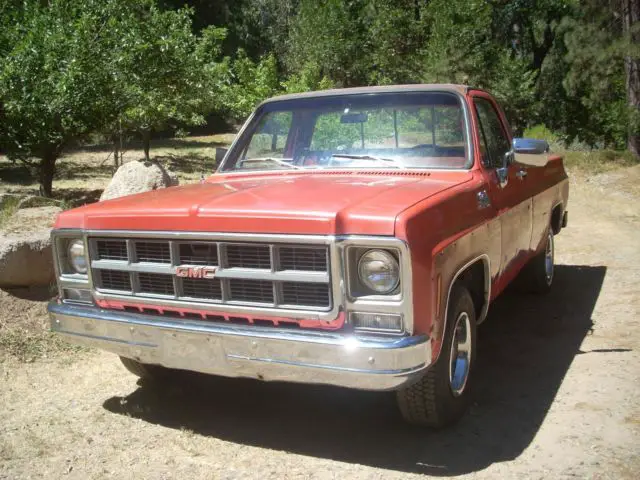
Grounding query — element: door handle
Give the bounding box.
[516,169,527,179]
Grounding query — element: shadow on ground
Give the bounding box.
[103,265,605,475]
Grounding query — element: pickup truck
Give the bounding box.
[48,84,569,428]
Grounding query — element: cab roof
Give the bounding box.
[259,84,472,106]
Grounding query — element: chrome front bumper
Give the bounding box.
[48,302,431,391]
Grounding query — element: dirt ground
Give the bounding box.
[1,166,639,479]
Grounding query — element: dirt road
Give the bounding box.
[1,168,639,479]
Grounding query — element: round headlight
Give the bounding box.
[68,239,87,274]
[357,249,400,294]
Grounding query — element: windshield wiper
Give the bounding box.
[330,154,405,169]
[238,157,302,170]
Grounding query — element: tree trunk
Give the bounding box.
[113,137,120,168]
[39,149,57,198]
[142,130,151,162]
[624,0,640,158]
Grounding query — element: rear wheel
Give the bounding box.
[396,285,477,428]
[119,356,171,381]
[518,230,554,294]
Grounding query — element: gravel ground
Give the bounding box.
[1,167,639,479]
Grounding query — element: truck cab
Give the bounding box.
[49,84,568,427]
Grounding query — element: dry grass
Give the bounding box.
[0,133,235,207]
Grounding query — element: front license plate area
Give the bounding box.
[161,330,226,373]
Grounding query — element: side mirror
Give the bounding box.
[512,137,549,167]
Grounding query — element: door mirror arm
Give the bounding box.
[495,149,513,189]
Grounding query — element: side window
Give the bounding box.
[474,99,511,168]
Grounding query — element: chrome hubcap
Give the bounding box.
[545,232,554,285]
[449,312,472,396]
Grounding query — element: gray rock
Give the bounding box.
[100,160,179,201]
[0,206,61,288]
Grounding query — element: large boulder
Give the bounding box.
[0,206,61,288]
[100,160,179,201]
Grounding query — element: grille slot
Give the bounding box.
[138,273,175,296]
[179,243,218,266]
[282,282,330,307]
[98,270,131,291]
[95,240,128,261]
[182,277,222,300]
[226,244,271,269]
[229,279,274,303]
[135,241,171,263]
[279,246,328,272]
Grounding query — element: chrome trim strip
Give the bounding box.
[49,302,430,391]
[90,260,330,283]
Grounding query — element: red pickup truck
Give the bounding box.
[48,84,568,428]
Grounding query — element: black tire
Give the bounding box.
[396,285,477,428]
[518,229,554,294]
[119,356,170,380]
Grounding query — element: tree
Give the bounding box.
[107,5,227,161]
[0,1,115,196]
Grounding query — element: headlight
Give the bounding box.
[68,239,87,274]
[357,249,400,294]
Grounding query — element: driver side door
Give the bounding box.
[472,93,533,281]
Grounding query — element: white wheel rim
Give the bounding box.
[449,312,472,396]
[545,231,554,285]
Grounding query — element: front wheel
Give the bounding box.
[396,285,477,428]
[119,356,171,381]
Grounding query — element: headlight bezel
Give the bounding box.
[357,248,401,294]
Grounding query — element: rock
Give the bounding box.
[0,206,61,288]
[17,195,62,209]
[100,160,179,201]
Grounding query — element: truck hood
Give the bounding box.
[56,171,470,235]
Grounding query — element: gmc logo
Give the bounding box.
[175,266,218,279]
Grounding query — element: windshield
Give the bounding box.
[221,92,470,172]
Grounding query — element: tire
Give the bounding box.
[119,356,170,381]
[396,285,477,428]
[518,229,554,294]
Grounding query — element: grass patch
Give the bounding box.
[0,328,86,363]
[561,149,640,174]
[0,194,21,228]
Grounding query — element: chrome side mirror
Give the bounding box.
[512,138,550,167]
[496,166,509,188]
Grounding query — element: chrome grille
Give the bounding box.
[282,282,330,307]
[226,244,270,269]
[229,279,274,303]
[182,277,222,300]
[89,236,332,313]
[98,270,131,291]
[280,246,328,272]
[95,240,128,261]
[138,273,174,296]
[179,243,218,265]
[135,241,171,263]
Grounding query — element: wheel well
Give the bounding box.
[456,259,488,322]
[551,204,563,234]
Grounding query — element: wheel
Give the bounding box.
[119,356,170,380]
[396,285,477,428]
[518,229,554,294]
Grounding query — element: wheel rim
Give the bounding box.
[449,312,472,397]
[545,231,554,285]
